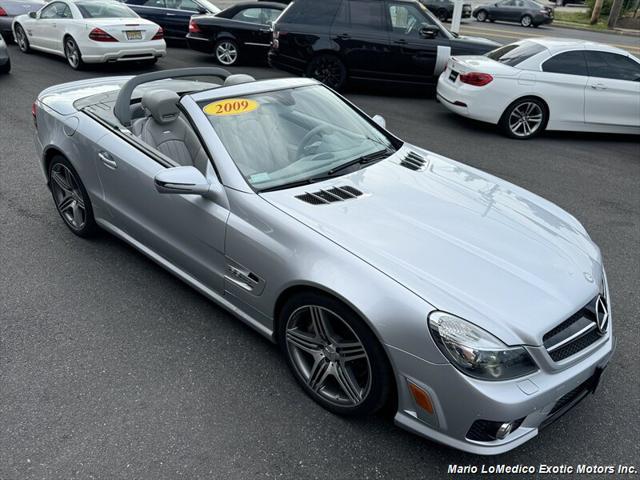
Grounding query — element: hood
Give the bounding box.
[261,146,602,345]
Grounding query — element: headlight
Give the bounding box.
[428,311,538,381]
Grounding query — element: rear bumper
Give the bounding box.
[186,34,215,54]
[80,40,166,63]
[436,71,507,124]
[268,50,306,75]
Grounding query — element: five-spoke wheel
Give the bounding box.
[49,156,97,237]
[215,39,239,66]
[280,293,392,415]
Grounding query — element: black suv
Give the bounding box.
[420,0,471,22]
[269,0,499,90]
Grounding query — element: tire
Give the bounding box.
[278,291,393,416]
[499,97,548,139]
[520,14,533,27]
[305,54,347,91]
[48,155,98,237]
[64,36,84,70]
[214,39,239,66]
[0,58,10,74]
[476,10,488,21]
[14,24,30,53]
[437,8,449,21]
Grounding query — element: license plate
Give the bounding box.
[125,30,142,41]
[449,70,459,82]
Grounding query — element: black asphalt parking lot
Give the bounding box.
[1,42,639,479]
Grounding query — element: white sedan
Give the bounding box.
[13,0,166,69]
[437,38,640,139]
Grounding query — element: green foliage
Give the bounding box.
[585,0,635,16]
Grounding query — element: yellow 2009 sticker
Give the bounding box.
[203,98,259,116]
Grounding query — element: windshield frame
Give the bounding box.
[190,83,404,194]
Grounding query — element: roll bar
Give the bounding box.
[114,67,231,127]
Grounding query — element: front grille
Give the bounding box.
[543,296,605,362]
[295,186,363,205]
[466,418,524,442]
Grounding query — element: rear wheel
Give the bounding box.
[64,37,84,70]
[214,39,239,66]
[48,156,97,237]
[520,14,533,27]
[306,54,347,90]
[14,24,30,53]
[499,97,548,139]
[278,292,392,416]
[476,10,488,21]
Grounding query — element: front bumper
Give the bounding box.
[80,40,166,63]
[388,330,615,455]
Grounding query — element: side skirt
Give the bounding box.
[96,218,276,342]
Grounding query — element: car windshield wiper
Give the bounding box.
[326,149,393,176]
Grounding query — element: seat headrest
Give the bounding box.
[223,74,256,87]
[141,89,180,125]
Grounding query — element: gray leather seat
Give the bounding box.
[132,89,209,174]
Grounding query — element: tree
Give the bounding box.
[590,0,605,23]
[607,0,625,27]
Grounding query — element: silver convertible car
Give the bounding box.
[34,68,614,454]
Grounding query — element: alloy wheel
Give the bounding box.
[50,163,86,230]
[309,57,343,88]
[65,39,80,69]
[477,10,487,21]
[508,101,543,138]
[215,41,238,65]
[285,305,372,407]
[15,26,28,52]
[521,15,532,26]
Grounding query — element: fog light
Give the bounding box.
[408,382,434,415]
[495,421,513,439]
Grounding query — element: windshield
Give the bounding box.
[485,41,546,66]
[76,2,138,18]
[200,85,397,191]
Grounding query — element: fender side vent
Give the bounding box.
[400,151,428,171]
[296,186,363,205]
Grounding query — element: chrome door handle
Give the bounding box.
[99,152,117,169]
[591,83,607,90]
[166,12,177,16]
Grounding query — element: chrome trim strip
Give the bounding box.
[547,323,597,353]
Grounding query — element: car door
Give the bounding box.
[386,1,446,83]
[127,0,170,34]
[228,6,273,49]
[331,0,394,81]
[30,2,63,50]
[48,2,72,53]
[539,50,589,128]
[584,50,640,129]
[493,0,515,21]
[94,115,229,293]
[164,0,202,39]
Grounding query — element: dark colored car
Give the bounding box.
[0,0,46,41]
[473,0,553,27]
[187,2,284,65]
[269,0,500,90]
[420,0,471,22]
[0,33,10,73]
[123,0,221,40]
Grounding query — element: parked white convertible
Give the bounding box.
[13,0,166,70]
[437,38,640,139]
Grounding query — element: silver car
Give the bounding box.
[34,68,614,454]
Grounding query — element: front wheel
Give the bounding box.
[64,37,84,70]
[49,156,98,237]
[499,98,548,139]
[306,54,347,90]
[278,292,392,416]
[520,14,533,27]
[14,24,30,53]
[214,39,239,66]
[476,10,488,21]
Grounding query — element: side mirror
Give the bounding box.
[372,115,386,129]
[29,11,37,19]
[154,166,210,196]
[419,25,440,39]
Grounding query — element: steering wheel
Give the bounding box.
[296,125,335,160]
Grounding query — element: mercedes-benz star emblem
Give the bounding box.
[595,295,609,334]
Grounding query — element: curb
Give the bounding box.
[552,20,640,36]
